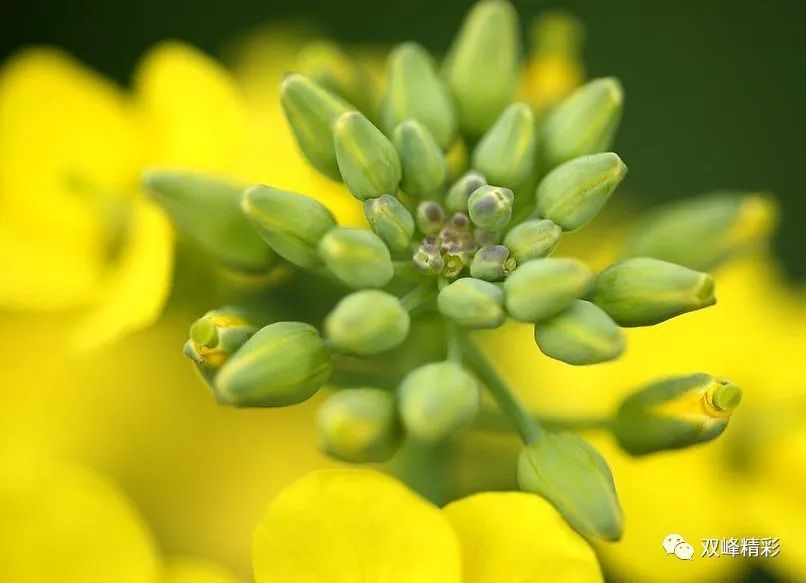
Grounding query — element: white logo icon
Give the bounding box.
[663,534,693,560]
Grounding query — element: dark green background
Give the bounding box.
[3,0,804,278]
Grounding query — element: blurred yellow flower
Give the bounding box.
[0,38,363,352]
[252,469,602,582]
[0,457,243,583]
[0,458,158,583]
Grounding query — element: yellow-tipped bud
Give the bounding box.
[614,373,742,455]
[624,191,779,271]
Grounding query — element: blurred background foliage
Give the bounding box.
[2,0,804,279]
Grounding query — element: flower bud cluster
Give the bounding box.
[143,0,757,542]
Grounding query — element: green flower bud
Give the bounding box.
[317,388,401,463]
[503,258,593,322]
[624,191,779,271]
[416,201,445,235]
[534,300,625,365]
[183,309,257,376]
[280,73,353,180]
[503,219,562,263]
[318,228,394,289]
[393,120,447,199]
[398,361,480,442]
[518,432,623,541]
[241,185,336,268]
[472,103,537,190]
[536,152,627,231]
[334,111,401,200]
[467,185,514,232]
[593,257,716,327]
[445,171,487,213]
[613,373,742,455]
[144,170,273,272]
[413,243,445,275]
[438,277,506,329]
[325,290,410,355]
[444,0,521,137]
[297,41,375,116]
[470,245,516,281]
[364,195,415,254]
[214,322,332,407]
[382,42,457,149]
[541,77,624,168]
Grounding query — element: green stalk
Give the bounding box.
[400,282,437,313]
[456,330,543,443]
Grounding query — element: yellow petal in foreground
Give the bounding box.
[252,469,461,583]
[444,492,602,583]
[0,459,159,583]
[72,197,173,352]
[163,557,241,583]
[135,41,247,174]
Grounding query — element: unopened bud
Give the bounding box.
[297,41,374,116]
[280,73,353,180]
[593,257,716,327]
[242,185,336,268]
[382,42,457,149]
[393,120,447,199]
[318,228,394,289]
[183,308,257,375]
[624,191,778,271]
[518,432,623,541]
[445,171,487,213]
[325,290,410,355]
[541,77,624,168]
[334,111,401,200]
[467,185,514,232]
[534,300,625,365]
[416,201,446,235]
[144,170,273,272]
[398,361,480,442]
[215,322,332,407]
[438,277,506,329]
[317,388,401,462]
[536,152,627,231]
[613,373,742,455]
[364,195,415,254]
[503,258,592,322]
[503,219,562,263]
[472,103,537,190]
[470,245,516,281]
[444,0,521,137]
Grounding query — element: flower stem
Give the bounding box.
[456,331,543,444]
[400,282,436,313]
[472,409,613,433]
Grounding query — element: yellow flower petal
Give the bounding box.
[163,557,241,583]
[252,469,462,583]
[135,42,248,174]
[0,459,159,583]
[71,197,173,351]
[443,491,602,583]
[0,48,142,309]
